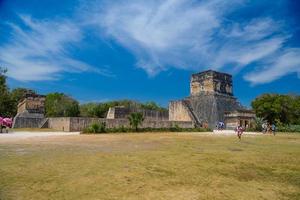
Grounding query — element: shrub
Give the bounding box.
[170,124,182,132]
[83,122,106,134]
[128,112,144,131]
[82,123,212,134]
[277,124,300,133]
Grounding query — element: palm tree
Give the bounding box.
[128,112,144,132]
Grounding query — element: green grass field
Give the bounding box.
[0,133,299,200]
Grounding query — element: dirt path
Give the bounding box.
[0,131,80,143]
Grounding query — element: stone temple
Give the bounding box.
[12,70,255,131]
[13,92,47,128]
[169,70,255,129]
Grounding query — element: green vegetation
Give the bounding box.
[83,122,212,134]
[80,100,167,118]
[0,133,299,199]
[252,93,300,124]
[45,93,80,117]
[128,112,144,131]
[0,67,39,116]
[84,122,107,133]
[0,68,14,116]
[252,94,300,132]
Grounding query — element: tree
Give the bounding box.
[251,93,300,125]
[141,101,168,112]
[128,112,144,131]
[80,103,111,118]
[45,93,80,117]
[0,67,14,117]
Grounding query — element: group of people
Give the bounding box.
[262,122,276,135]
[216,121,225,130]
[0,117,13,133]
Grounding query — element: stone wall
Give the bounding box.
[187,93,242,128]
[106,106,169,121]
[17,101,27,114]
[190,70,233,96]
[17,95,45,114]
[13,117,45,128]
[48,117,71,132]
[48,117,194,132]
[169,101,192,121]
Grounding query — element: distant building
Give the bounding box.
[169,70,255,129]
[13,92,47,128]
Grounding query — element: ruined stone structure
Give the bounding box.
[224,110,256,129]
[47,117,193,132]
[13,70,255,131]
[13,92,47,128]
[169,70,255,129]
[107,106,169,121]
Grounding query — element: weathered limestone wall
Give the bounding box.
[17,96,45,114]
[188,93,241,128]
[17,101,27,114]
[106,107,169,121]
[14,94,46,128]
[169,101,192,122]
[224,111,256,129]
[13,117,44,128]
[106,108,115,119]
[190,70,233,96]
[48,117,194,132]
[48,118,70,132]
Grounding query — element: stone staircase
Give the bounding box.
[182,99,202,127]
[39,118,49,129]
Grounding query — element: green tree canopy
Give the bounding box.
[141,101,167,112]
[45,93,80,117]
[80,100,167,118]
[251,94,300,125]
[0,68,14,117]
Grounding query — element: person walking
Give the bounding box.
[262,122,267,134]
[236,126,244,140]
[271,124,276,136]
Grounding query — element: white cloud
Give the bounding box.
[89,0,300,83]
[1,0,299,84]
[0,15,111,81]
[244,48,300,84]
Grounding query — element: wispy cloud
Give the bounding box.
[0,15,111,81]
[244,48,300,84]
[89,0,300,84]
[1,0,299,85]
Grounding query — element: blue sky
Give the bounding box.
[0,0,299,107]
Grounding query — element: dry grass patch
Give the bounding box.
[0,133,299,200]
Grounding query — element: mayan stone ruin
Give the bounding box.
[169,70,255,129]
[11,70,255,131]
[13,92,47,128]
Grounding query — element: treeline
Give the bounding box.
[52,98,167,118]
[252,93,300,124]
[80,100,167,118]
[0,68,167,118]
[252,93,300,131]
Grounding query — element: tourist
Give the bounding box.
[236,126,244,140]
[271,124,276,136]
[262,122,267,134]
